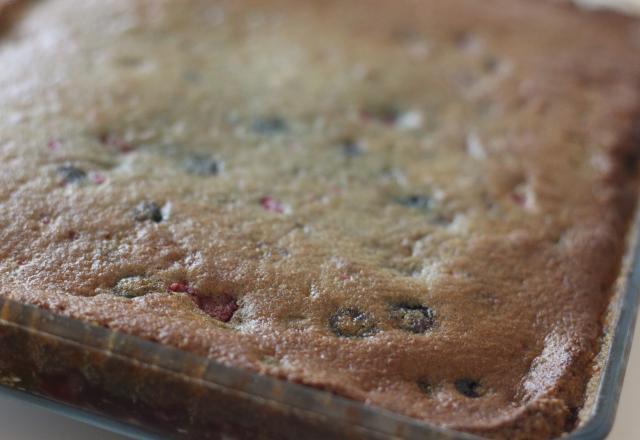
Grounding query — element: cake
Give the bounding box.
[1,0,640,438]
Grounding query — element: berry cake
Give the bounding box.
[1,0,640,438]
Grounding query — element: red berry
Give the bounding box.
[511,191,526,206]
[99,133,134,153]
[191,293,238,322]
[359,105,400,125]
[91,172,106,184]
[169,282,238,321]
[168,281,189,293]
[260,196,285,214]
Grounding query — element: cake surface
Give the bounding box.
[1,0,640,438]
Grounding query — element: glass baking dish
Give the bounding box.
[1,1,639,439]
[0,209,638,440]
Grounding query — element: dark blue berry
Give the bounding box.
[184,153,220,176]
[455,379,484,398]
[57,164,86,184]
[339,138,363,158]
[110,276,162,298]
[397,195,432,211]
[417,380,433,395]
[390,303,435,333]
[329,308,378,338]
[134,201,163,223]
[251,116,288,135]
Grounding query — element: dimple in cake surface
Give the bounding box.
[1,0,640,438]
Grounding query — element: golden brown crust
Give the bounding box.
[1,0,640,438]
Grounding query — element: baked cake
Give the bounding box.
[1,0,640,438]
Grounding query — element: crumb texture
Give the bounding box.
[1,0,640,438]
